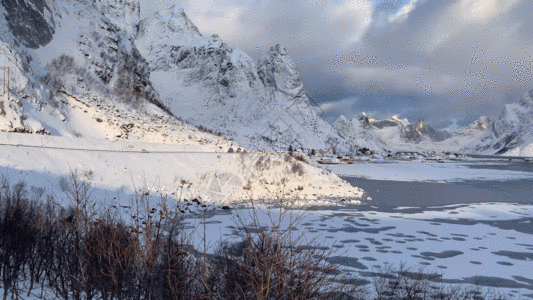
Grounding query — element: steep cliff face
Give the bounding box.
[257,44,306,103]
[7,1,166,110]
[75,12,163,111]
[0,40,47,133]
[0,0,55,48]
[135,6,345,152]
[0,0,202,142]
[462,91,533,155]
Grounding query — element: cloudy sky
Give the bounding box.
[140,0,533,128]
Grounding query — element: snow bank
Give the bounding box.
[0,132,363,208]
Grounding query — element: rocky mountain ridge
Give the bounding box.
[462,92,533,155]
[0,0,235,149]
[134,5,347,152]
[333,113,492,153]
[0,0,531,157]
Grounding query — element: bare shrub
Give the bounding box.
[290,161,305,176]
[373,264,510,300]
[213,231,348,300]
[85,217,136,299]
[209,197,357,300]
[0,174,513,300]
[0,179,41,300]
[42,55,98,108]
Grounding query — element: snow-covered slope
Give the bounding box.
[134,5,347,152]
[462,91,533,155]
[333,113,491,153]
[0,0,244,148]
[0,40,48,133]
[0,0,364,204]
[0,132,363,206]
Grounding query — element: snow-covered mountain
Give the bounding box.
[0,0,348,154]
[134,5,346,152]
[0,0,191,142]
[400,119,451,143]
[333,113,491,153]
[332,114,391,152]
[462,91,533,156]
[0,0,363,203]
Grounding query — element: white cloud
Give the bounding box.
[317,97,360,122]
[458,0,520,22]
[156,0,374,57]
[136,0,533,123]
[388,0,419,23]
[319,98,357,115]
[332,0,533,120]
[334,0,373,44]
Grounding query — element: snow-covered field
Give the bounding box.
[186,158,533,297]
[219,159,533,297]
[2,133,533,297]
[189,201,533,298]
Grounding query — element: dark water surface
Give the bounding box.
[342,178,533,210]
[340,160,533,213]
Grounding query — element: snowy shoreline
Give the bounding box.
[321,160,533,182]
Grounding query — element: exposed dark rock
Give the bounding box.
[1,0,55,48]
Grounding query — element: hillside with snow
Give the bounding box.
[462,90,533,156]
[134,5,347,152]
[0,0,363,205]
[0,132,362,208]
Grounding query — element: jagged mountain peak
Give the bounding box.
[151,4,201,37]
[269,44,288,56]
[356,113,373,128]
[133,6,345,152]
[332,113,387,152]
[333,113,473,152]
[462,90,533,155]
[137,4,203,46]
[257,44,307,103]
[390,115,407,122]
